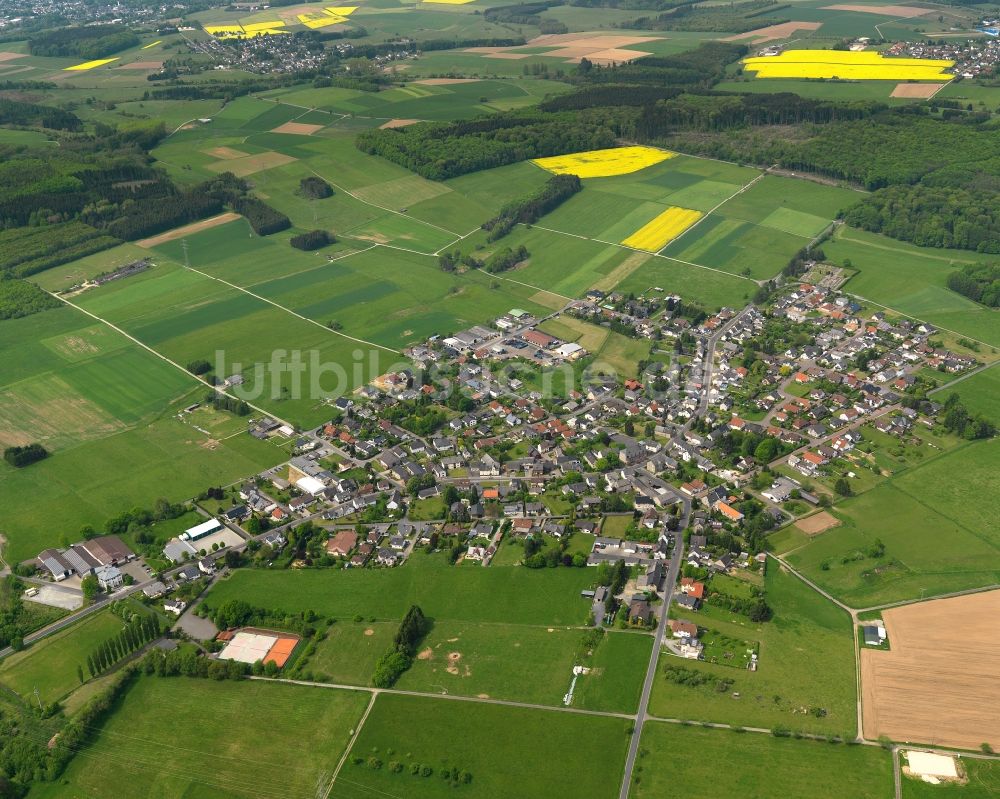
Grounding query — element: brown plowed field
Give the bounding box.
[861,590,1000,750]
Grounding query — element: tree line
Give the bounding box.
[85,614,162,678]
[290,229,334,250]
[232,196,291,236]
[373,605,430,687]
[482,174,581,241]
[946,262,1000,306]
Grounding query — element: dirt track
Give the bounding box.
[861,590,1000,750]
[135,212,241,247]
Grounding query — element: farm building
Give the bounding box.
[181,519,222,542]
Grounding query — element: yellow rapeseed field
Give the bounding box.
[243,21,287,32]
[743,49,953,81]
[299,12,348,28]
[64,58,119,71]
[141,40,162,49]
[325,6,360,15]
[533,146,675,178]
[622,206,702,251]
[204,24,245,35]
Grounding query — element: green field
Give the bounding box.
[902,757,1000,799]
[648,565,857,735]
[827,227,1000,349]
[0,610,126,704]
[777,439,1000,606]
[0,305,284,562]
[205,554,596,626]
[633,722,894,799]
[952,364,1000,424]
[29,677,369,799]
[328,693,630,799]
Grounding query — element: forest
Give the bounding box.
[0,222,119,279]
[232,197,291,236]
[0,99,81,132]
[0,278,60,320]
[945,263,1000,305]
[622,0,789,32]
[356,113,615,180]
[28,25,139,59]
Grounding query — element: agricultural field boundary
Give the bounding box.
[529,223,759,285]
[180,259,402,354]
[46,291,298,430]
[652,168,769,254]
[308,167,464,238]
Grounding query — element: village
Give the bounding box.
[18,271,982,684]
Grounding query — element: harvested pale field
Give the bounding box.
[724,21,822,43]
[527,33,661,48]
[135,212,241,247]
[202,146,251,160]
[271,121,324,135]
[861,590,1000,750]
[379,118,420,129]
[118,60,164,70]
[206,151,297,177]
[795,510,840,535]
[823,3,929,16]
[413,78,481,84]
[571,47,651,64]
[891,82,944,97]
[0,52,26,62]
[277,4,325,20]
[591,251,650,293]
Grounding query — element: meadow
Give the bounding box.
[29,677,370,799]
[0,609,126,704]
[632,722,894,799]
[902,758,1000,799]
[826,227,1000,349]
[647,565,857,736]
[778,439,1000,607]
[204,552,596,626]
[953,364,1000,423]
[328,693,631,799]
[0,305,284,562]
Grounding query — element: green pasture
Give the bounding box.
[633,722,894,799]
[827,227,1000,348]
[0,410,283,563]
[648,565,857,735]
[29,677,369,799]
[0,610,125,704]
[902,758,1000,799]
[303,620,398,685]
[329,693,630,799]
[204,554,596,626]
[953,364,1000,423]
[29,243,158,293]
[780,439,1000,606]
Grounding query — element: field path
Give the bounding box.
[307,167,463,238]
[179,258,402,355]
[529,223,759,285]
[45,291,299,430]
[322,692,377,799]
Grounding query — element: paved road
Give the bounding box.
[617,536,685,799]
[688,305,757,427]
